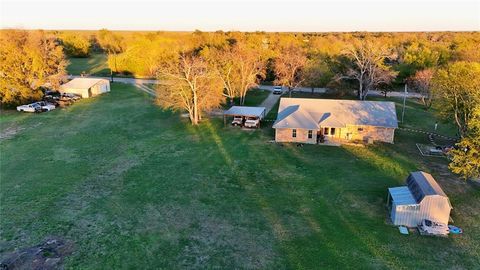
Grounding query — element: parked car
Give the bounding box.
[244,117,260,128]
[58,93,79,105]
[232,116,243,126]
[35,101,56,111]
[419,219,449,236]
[273,86,283,95]
[44,90,60,101]
[61,93,81,101]
[16,103,42,113]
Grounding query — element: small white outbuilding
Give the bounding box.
[387,171,452,227]
[59,78,110,98]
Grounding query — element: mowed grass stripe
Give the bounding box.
[1,83,479,269]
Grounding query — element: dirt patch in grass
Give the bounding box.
[178,214,277,269]
[0,237,73,270]
[52,147,79,163]
[0,125,24,141]
[137,202,278,269]
[0,122,42,141]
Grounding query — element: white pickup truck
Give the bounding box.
[244,117,260,128]
[232,116,243,126]
[35,101,56,111]
[17,103,42,113]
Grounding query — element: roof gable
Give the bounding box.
[273,105,319,129]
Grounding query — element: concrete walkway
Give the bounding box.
[259,91,281,115]
[134,83,156,96]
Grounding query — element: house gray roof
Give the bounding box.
[406,171,448,203]
[273,98,398,129]
[388,186,418,205]
[224,106,266,118]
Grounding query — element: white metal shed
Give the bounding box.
[387,171,452,227]
[59,78,110,98]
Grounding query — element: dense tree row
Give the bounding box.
[0,30,67,106]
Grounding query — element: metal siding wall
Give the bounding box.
[391,197,451,227]
[392,204,421,227]
[418,196,451,224]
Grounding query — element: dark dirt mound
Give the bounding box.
[0,237,73,270]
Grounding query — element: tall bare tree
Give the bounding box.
[273,45,307,97]
[408,68,435,109]
[0,30,67,107]
[156,51,223,125]
[340,40,397,100]
[205,47,238,105]
[207,42,266,105]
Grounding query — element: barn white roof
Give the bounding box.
[60,78,108,90]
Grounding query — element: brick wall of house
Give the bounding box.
[343,125,395,143]
[275,128,317,144]
[275,126,395,144]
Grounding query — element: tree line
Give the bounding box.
[0,29,479,179]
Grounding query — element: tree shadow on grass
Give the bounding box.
[198,120,408,269]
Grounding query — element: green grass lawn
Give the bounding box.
[233,88,271,107]
[1,84,479,269]
[66,53,110,76]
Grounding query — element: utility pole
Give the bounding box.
[401,83,407,123]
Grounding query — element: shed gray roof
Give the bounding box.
[406,171,448,203]
[224,106,266,118]
[388,186,417,205]
[273,98,398,129]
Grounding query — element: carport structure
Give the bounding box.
[223,106,266,128]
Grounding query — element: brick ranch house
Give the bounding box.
[273,98,398,144]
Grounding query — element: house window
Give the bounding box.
[357,127,364,132]
[308,130,313,139]
[292,129,297,138]
[330,128,336,135]
[323,127,329,135]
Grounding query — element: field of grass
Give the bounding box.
[1,84,479,269]
[66,53,110,76]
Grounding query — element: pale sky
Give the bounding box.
[1,0,479,32]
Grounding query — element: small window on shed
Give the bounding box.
[405,205,420,211]
[292,129,297,138]
[308,130,313,139]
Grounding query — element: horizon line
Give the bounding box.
[2,27,479,33]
